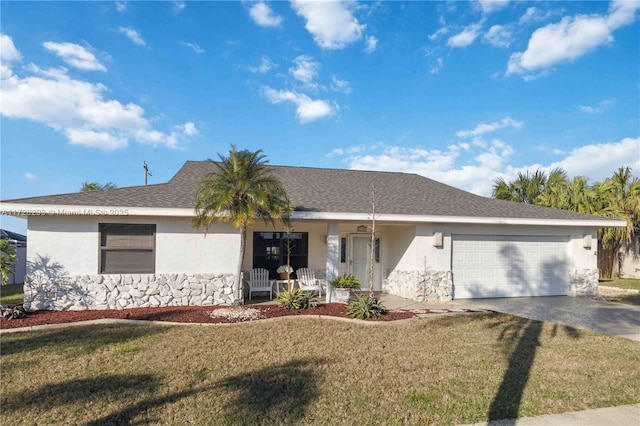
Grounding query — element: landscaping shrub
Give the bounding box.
[276,288,318,310]
[346,295,386,319]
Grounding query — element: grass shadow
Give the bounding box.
[476,244,582,422]
[85,386,210,426]
[219,357,325,424]
[487,319,542,420]
[2,374,159,414]
[1,323,170,356]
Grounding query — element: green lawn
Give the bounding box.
[1,314,638,425]
[599,279,640,305]
[0,284,23,306]
[600,278,640,291]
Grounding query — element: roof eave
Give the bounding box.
[1,202,625,228]
[291,211,625,227]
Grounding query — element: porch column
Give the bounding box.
[326,222,339,303]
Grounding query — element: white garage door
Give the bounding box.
[452,235,569,299]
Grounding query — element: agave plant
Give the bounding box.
[276,288,318,310]
[346,295,387,319]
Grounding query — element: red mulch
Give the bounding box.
[0,304,415,329]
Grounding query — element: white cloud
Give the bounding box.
[476,0,510,14]
[25,172,37,180]
[249,56,277,74]
[65,128,128,150]
[364,36,377,53]
[328,136,639,197]
[331,75,352,94]
[291,0,365,50]
[115,1,127,12]
[447,22,483,48]
[183,122,198,136]
[118,27,147,46]
[0,38,194,151]
[518,7,558,25]
[482,25,512,48]
[551,137,640,180]
[1,35,22,64]
[456,117,523,138]
[289,55,320,86]
[430,57,444,75]
[428,27,449,41]
[250,56,276,74]
[507,0,640,78]
[174,1,186,13]
[262,86,335,123]
[42,41,106,71]
[182,41,204,54]
[249,2,282,27]
[576,99,615,114]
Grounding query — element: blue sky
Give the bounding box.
[1,0,639,234]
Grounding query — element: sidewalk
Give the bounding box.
[460,403,639,426]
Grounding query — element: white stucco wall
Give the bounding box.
[381,223,599,273]
[620,235,640,279]
[386,225,416,271]
[426,223,598,271]
[27,216,240,276]
[26,214,600,291]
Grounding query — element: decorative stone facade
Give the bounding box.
[568,269,599,297]
[24,272,238,311]
[383,270,452,302]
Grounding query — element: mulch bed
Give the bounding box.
[0,303,416,330]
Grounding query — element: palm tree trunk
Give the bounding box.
[235,224,247,306]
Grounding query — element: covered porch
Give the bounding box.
[242,220,453,303]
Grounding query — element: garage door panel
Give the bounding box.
[452,235,569,299]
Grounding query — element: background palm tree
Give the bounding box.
[80,181,118,192]
[492,166,639,278]
[492,168,567,204]
[192,146,291,304]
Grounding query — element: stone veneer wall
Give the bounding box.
[568,269,599,297]
[24,272,238,311]
[383,270,452,302]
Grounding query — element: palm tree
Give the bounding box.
[492,168,568,205]
[192,146,291,305]
[594,167,640,277]
[80,181,118,192]
[492,166,639,278]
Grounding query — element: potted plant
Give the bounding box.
[277,265,293,280]
[330,274,361,304]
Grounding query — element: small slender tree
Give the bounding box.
[369,185,376,299]
[283,216,294,292]
[193,145,291,305]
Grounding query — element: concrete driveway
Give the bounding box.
[458,296,640,341]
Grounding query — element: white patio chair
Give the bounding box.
[248,268,273,300]
[296,268,324,296]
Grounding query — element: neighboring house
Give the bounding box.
[0,228,27,285]
[0,161,625,311]
[619,233,640,279]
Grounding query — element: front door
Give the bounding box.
[350,235,371,290]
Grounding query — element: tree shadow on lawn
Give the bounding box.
[4,358,326,425]
[0,323,170,356]
[486,317,582,422]
[477,245,582,422]
[219,357,326,424]
[2,374,159,415]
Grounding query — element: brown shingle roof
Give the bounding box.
[2,160,607,221]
